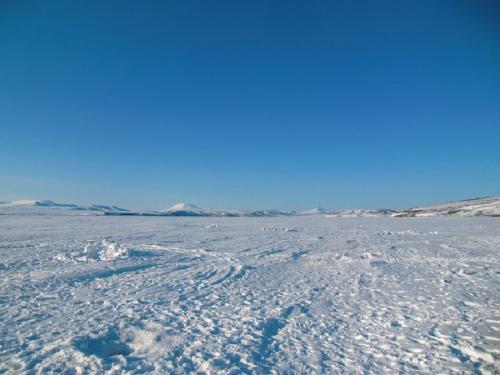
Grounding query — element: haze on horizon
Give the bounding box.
[1,1,499,211]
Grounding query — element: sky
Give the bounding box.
[1,0,499,211]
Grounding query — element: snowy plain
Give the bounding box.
[0,214,499,374]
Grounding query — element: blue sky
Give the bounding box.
[1,0,499,210]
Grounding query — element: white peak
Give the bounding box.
[302,207,328,215]
[0,199,78,208]
[2,200,38,206]
[165,203,201,212]
[327,209,396,218]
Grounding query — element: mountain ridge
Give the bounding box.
[1,197,499,217]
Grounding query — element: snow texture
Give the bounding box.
[1,214,499,374]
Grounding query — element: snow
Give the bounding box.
[86,205,129,212]
[1,214,499,373]
[146,203,294,217]
[3,197,500,217]
[0,200,129,216]
[300,207,328,215]
[0,199,77,208]
[83,240,132,261]
[397,196,500,217]
[246,209,295,217]
[163,202,204,214]
[153,203,241,217]
[0,199,40,206]
[326,209,397,217]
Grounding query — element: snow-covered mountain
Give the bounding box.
[326,209,397,218]
[395,196,500,217]
[161,203,208,216]
[0,200,80,215]
[0,200,78,208]
[0,200,129,215]
[87,204,129,212]
[151,203,294,217]
[300,207,329,215]
[245,209,296,217]
[2,197,499,217]
[136,203,242,217]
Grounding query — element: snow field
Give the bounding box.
[0,215,499,374]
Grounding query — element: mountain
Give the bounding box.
[326,209,397,218]
[162,203,206,216]
[2,197,499,218]
[300,207,329,215]
[85,204,130,212]
[151,204,295,217]
[245,209,295,217]
[0,200,130,215]
[395,196,500,217]
[146,203,242,217]
[0,200,78,208]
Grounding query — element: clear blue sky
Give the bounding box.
[1,1,499,210]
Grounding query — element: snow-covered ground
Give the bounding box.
[0,215,499,374]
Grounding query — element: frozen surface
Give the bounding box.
[0,215,499,374]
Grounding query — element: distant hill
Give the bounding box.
[300,207,329,215]
[0,200,129,215]
[326,209,397,218]
[2,197,499,217]
[395,196,500,217]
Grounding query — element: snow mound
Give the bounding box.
[83,240,131,261]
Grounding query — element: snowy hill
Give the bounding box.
[152,204,295,217]
[162,203,207,216]
[2,197,499,218]
[0,200,130,215]
[0,200,78,208]
[144,203,242,217]
[395,196,500,217]
[86,204,129,212]
[74,204,130,213]
[326,209,397,218]
[300,207,329,215]
[246,209,296,217]
[0,200,80,215]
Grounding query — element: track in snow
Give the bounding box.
[0,215,499,373]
